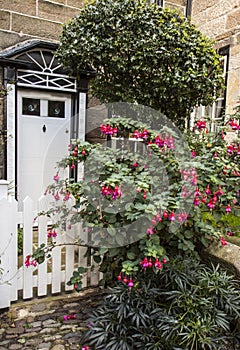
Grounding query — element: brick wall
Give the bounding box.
[192,0,240,114]
[0,0,84,50]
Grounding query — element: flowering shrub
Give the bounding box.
[26,103,240,292]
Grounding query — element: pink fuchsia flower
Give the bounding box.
[193,198,200,206]
[140,257,149,268]
[163,211,168,219]
[53,173,59,182]
[72,147,78,156]
[169,212,175,221]
[194,187,201,197]
[128,278,134,288]
[191,151,196,158]
[54,192,60,201]
[148,258,153,268]
[81,149,86,155]
[220,237,227,246]
[133,162,139,168]
[154,258,162,269]
[151,218,157,225]
[227,231,233,236]
[146,226,154,235]
[155,135,164,147]
[63,314,76,321]
[163,258,167,264]
[225,204,231,213]
[205,185,211,195]
[195,119,207,130]
[177,212,188,222]
[123,276,128,284]
[24,255,37,267]
[207,200,215,210]
[117,273,122,281]
[63,191,71,201]
[227,145,233,154]
[215,186,224,197]
[81,346,90,350]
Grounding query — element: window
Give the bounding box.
[48,101,65,118]
[190,46,229,131]
[22,98,40,116]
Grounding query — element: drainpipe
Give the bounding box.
[186,0,192,17]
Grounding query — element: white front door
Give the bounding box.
[17,90,72,207]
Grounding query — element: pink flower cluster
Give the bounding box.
[180,168,198,187]
[154,133,175,149]
[146,211,188,234]
[25,255,37,267]
[101,185,122,200]
[140,257,167,270]
[47,229,57,238]
[195,119,207,130]
[133,129,148,139]
[117,274,134,288]
[193,184,232,212]
[227,143,240,155]
[100,124,118,136]
[228,119,240,131]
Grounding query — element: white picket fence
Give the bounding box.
[0,180,101,309]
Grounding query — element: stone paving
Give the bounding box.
[0,288,104,350]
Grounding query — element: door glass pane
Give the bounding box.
[48,101,65,118]
[22,98,40,116]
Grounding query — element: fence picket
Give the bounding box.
[65,225,75,291]
[78,226,88,288]
[9,198,18,302]
[0,198,12,308]
[23,196,34,299]
[51,233,62,294]
[37,196,49,296]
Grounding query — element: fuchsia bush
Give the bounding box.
[26,105,239,290]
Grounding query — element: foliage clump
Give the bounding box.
[56,0,224,127]
[81,257,240,350]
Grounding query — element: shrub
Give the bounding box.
[56,0,224,128]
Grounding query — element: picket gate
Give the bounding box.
[0,180,101,309]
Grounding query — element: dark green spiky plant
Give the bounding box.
[81,257,240,350]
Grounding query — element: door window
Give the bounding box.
[22,98,40,116]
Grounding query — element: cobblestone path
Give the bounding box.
[0,288,103,350]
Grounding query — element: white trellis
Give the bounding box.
[0,180,100,309]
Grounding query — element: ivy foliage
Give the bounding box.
[56,0,224,127]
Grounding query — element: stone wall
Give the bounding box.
[0,0,84,50]
[0,0,186,51]
[192,0,240,115]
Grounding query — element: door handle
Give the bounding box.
[42,125,46,133]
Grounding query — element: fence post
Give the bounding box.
[0,180,12,308]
